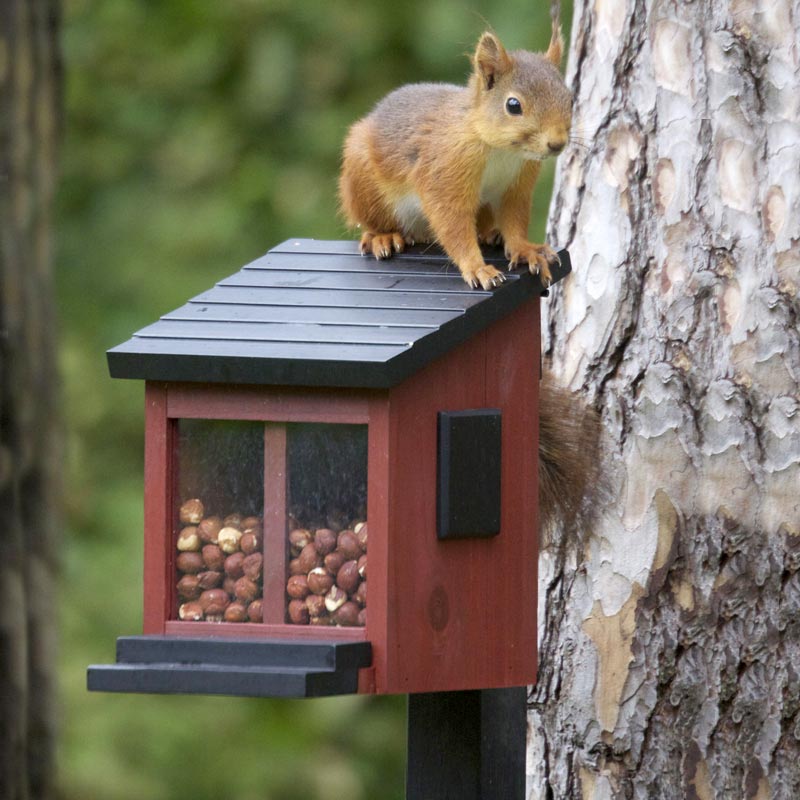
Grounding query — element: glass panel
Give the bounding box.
[174,420,264,623]
[284,423,368,628]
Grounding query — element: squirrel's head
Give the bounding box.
[470,31,572,159]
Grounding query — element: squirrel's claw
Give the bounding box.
[506,242,557,286]
[359,232,406,260]
[464,264,505,291]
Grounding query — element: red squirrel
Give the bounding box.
[340,16,602,537]
[339,19,572,290]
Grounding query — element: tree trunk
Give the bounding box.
[0,1,61,798]
[529,0,800,797]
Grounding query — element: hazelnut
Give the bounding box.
[337,531,361,560]
[224,551,246,579]
[223,513,243,529]
[197,570,223,590]
[176,552,204,574]
[198,516,222,544]
[286,575,310,600]
[176,526,201,552]
[297,542,321,573]
[310,614,331,627]
[357,608,367,627]
[324,585,347,613]
[354,521,368,550]
[336,560,360,594]
[223,576,238,597]
[306,594,326,617]
[241,516,262,530]
[357,554,367,579]
[289,528,312,555]
[324,551,346,576]
[243,553,263,581]
[288,599,310,625]
[218,526,243,554]
[334,601,361,627]
[224,602,248,622]
[199,589,229,616]
[247,599,263,622]
[288,557,305,576]
[178,601,204,620]
[179,498,204,525]
[314,529,338,556]
[355,580,367,607]
[234,576,259,605]
[307,568,334,596]
[240,531,261,555]
[177,574,201,600]
[202,544,225,571]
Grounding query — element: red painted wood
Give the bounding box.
[357,666,376,694]
[143,382,171,634]
[379,298,540,694]
[362,396,391,693]
[164,621,367,640]
[263,424,287,624]
[167,384,371,423]
[484,299,539,684]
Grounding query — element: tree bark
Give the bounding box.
[529,0,800,797]
[0,1,61,798]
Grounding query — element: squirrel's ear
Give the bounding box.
[474,32,512,90]
[545,22,564,67]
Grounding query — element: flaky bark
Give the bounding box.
[0,1,62,798]
[529,0,800,798]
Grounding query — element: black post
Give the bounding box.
[406,687,527,800]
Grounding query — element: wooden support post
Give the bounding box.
[406,687,526,800]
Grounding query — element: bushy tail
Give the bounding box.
[538,372,607,546]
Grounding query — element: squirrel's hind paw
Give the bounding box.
[360,232,406,260]
[478,228,503,247]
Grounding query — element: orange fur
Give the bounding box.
[339,31,572,290]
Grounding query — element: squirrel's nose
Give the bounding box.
[547,140,566,154]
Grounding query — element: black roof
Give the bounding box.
[107,239,571,389]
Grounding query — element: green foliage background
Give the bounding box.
[58,1,570,797]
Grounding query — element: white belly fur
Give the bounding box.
[392,149,524,237]
[393,193,431,240]
[479,149,525,209]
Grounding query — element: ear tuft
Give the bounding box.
[545,22,564,67]
[474,32,512,90]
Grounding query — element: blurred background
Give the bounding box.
[57,1,570,797]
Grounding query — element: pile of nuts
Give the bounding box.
[285,522,367,627]
[175,498,264,623]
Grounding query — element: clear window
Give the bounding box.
[172,419,367,628]
[284,424,368,628]
[174,420,264,623]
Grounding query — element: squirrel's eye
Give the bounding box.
[505,97,522,115]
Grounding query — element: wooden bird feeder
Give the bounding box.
[87,238,570,705]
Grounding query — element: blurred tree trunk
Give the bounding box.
[0,1,62,798]
[529,0,800,798]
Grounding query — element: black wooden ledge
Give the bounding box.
[87,636,372,699]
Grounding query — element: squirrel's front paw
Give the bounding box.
[462,263,506,291]
[360,232,406,260]
[506,242,560,287]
